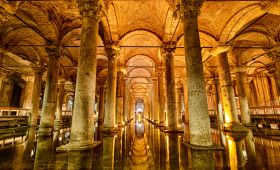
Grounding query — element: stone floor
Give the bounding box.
[0,119,279,169]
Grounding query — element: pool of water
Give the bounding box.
[0,119,279,169]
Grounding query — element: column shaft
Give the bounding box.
[104,47,118,132]
[67,1,101,147]
[153,78,159,123]
[164,50,177,129]
[236,72,251,124]
[30,67,44,127]
[214,79,224,126]
[158,68,165,126]
[181,0,212,146]
[38,51,60,132]
[98,85,105,122]
[217,52,239,125]
[116,71,124,126]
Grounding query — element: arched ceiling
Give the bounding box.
[1,0,280,100]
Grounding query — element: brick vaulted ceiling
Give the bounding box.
[0,0,279,99]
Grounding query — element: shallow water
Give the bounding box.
[0,120,279,169]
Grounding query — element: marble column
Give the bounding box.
[236,71,251,124]
[214,78,224,127]
[103,44,119,133]
[153,78,159,124]
[181,0,212,146]
[116,70,124,126]
[163,45,179,130]
[213,48,244,131]
[182,80,189,124]
[35,45,60,167]
[53,79,65,148]
[124,83,130,122]
[57,0,102,151]
[122,79,127,122]
[98,85,105,123]
[37,45,60,135]
[0,53,4,100]
[157,66,165,126]
[176,85,182,123]
[30,65,45,127]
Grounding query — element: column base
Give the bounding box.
[223,122,248,133]
[56,141,101,152]
[102,127,118,134]
[182,141,224,150]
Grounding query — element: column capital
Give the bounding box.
[78,0,103,20]
[180,0,204,20]
[105,43,120,60]
[267,44,280,60]
[161,43,176,57]
[208,44,232,57]
[45,44,61,58]
[31,64,46,76]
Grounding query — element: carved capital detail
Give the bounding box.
[162,43,176,60]
[105,43,120,61]
[45,45,60,58]
[31,64,46,76]
[180,0,204,20]
[78,0,102,20]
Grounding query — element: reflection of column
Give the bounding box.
[236,71,251,124]
[23,127,37,161]
[153,78,159,123]
[53,79,65,149]
[227,137,245,169]
[163,45,177,130]
[102,135,116,169]
[35,45,60,168]
[57,1,102,151]
[116,70,124,126]
[67,150,93,169]
[98,85,105,122]
[167,134,179,169]
[157,66,165,126]
[104,44,119,132]
[181,0,212,146]
[244,130,258,168]
[191,150,215,170]
[30,65,44,127]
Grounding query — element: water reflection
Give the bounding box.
[1,120,280,169]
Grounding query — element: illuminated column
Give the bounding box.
[37,45,60,135]
[122,78,127,122]
[162,44,178,130]
[176,85,182,123]
[210,46,244,131]
[153,78,159,123]
[182,79,189,124]
[214,78,224,126]
[98,85,105,122]
[116,70,124,126]
[29,65,45,127]
[124,83,130,122]
[22,76,34,109]
[157,66,165,126]
[181,0,212,146]
[57,0,102,151]
[0,52,4,91]
[104,44,119,132]
[268,46,280,103]
[53,79,65,148]
[236,70,251,124]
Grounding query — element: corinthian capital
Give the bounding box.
[78,0,102,20]
[105,43,120,60]
[161,42,176,60]
[180,0,204,20]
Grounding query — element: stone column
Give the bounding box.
[124,83,130,122]
[37,45,60,135]
[103,44,119,133]
[182,80,189,124]
[122,79,127,122]
[157,66,165,126]
[180,0,212,146]
[153,78,159,124]
[268,47,280,103]
[57,0,102,151]
[116,70,124,126]
[214,78,224,127]
[236,70,251,124]
[176,85,182,123]
[53,79,65,148]
[0,53,5,100]
[35,45,60,167]
[210,47,244,131]
[98,85,105,123]
[22,76,34,109]
[30,65,45,127]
